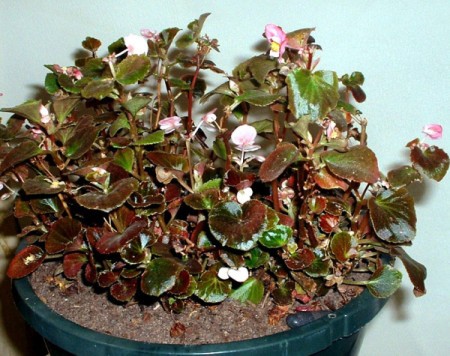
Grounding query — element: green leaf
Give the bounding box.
[0,140,43,175]
[209,200,268,251]
[195,270,231,303]
[286,69,339,120]
[133,130,165,146]
[45,73,60,94]
[247,56,278,84]
[368,188,416,243]
[259,225,292,248]
[251,119,273,134]
[1,100,42,124]
[245,247,270,269]
[213,138,227,160]
[53,97,80,123]
[116,55,151,85]
[122,96,152,117]
[141,258,182,296]
[110,113,130,136]
[387,165,423,188]
[233,90,280,109]
[304,250,331,278]
[259,143,300,182]
[147,151,189,172]
[64,118,102,159]
[410,145,449,182]
[197,178,222,192]
[81,78,114,100]
[176,13,210,49]
[230,277,264,304]
[366,265,402,298]
[391,246,427,297]
[330,232,358,262]
[75,177,139,212]
[114,148,135,173]
[322,145,380,184]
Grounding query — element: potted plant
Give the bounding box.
[1,13,448,355]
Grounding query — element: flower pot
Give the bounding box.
[12,273,388,356]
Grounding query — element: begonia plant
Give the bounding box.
[1,14,448,324]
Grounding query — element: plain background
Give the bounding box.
[1,1,449,355]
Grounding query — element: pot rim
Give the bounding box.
[12,271,388,355]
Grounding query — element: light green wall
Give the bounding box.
[1,1,449,355]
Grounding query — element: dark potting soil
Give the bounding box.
[29,262,364,345]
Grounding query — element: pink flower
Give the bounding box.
[231,124,260,152]
[66,67,83,80]
[265,24,287,60]
[122,34,148,56]
[39,105,51,124]
[159,116,182,134]
[140,29,159,41]
[191,109,218,138]
[422,124,443,140]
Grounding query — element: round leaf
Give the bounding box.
[286,69,339,120]
[330,232,358,262]
[209,200,267,251]
[322,145,380,184]
[141,258,182,296]
[116,55,151,85]
[259,143,300,182]
[230,277,264,304]
[366,265,402,298]
[259,225,292,248]
[195,271,231,303]
[368,188,416,243]
[7,245,46,279]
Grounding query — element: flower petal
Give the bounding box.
[422,124,443,140]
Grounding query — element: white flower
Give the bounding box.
[116,34,148,57]
[39,105,51,124]
[236,187,253,204]
[159,116,182,134]
[217,266,249,283]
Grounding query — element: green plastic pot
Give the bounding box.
[12,273,388,356]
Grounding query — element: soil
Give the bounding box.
[29,262,364,345]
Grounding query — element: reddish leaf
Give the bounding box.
[7,245,46,279]
[169,270,191,295]
[147,152,189,172]
[322,145,380,184]
[0,141,43,175]
[259,143,300,182]
[209,200,267,251]
[284,248,315,270]
[319,213,339,233]
[98,270,120,288]
[223,169,256,190]
[75,177,139,212]
[141,258,183,297]
[330,232,358,262]
[63,253,88,279]
[391,246,427,297]
[410,145,449,182]
[96,219,147,254]
[110,278,138,302]
[45,217,82,254]
[313,167,349,190]
[368,188,416,243]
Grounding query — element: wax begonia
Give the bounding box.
[39,105,51,124]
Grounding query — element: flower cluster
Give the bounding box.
[1,14,448,325]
